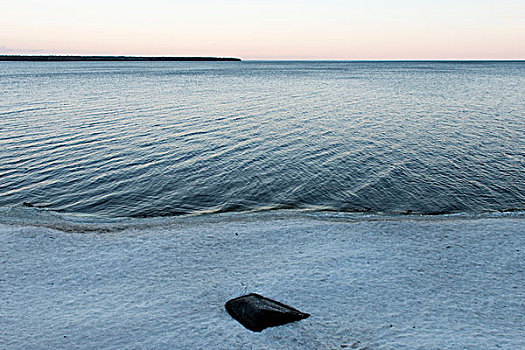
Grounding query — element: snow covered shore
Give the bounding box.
[1,210,523,349]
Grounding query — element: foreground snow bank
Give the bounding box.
[1,212,523,349]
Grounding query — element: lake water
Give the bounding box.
[1,61,524,349]
[1,61,523,218]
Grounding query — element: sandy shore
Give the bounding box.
[1,212,523,349]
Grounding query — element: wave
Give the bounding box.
[1,204,523,234]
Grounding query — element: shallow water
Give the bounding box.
[1,61,524,218]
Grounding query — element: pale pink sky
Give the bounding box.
[1,0,524,59]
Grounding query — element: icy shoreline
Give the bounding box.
[1,212,523,349]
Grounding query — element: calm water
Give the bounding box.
[0,61,523,218]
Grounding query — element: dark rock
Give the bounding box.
[225,293,309,332]
[22,202,34,207]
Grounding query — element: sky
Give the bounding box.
[0,0,524,60]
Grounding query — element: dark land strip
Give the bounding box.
[0,55,241,61]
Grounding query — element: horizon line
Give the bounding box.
[1,54,524,62]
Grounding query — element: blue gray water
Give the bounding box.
[1,61,524,218]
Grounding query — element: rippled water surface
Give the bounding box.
[1,61,523,217]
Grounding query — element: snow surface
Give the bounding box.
[1,210,524,349]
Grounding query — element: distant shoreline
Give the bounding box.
[0,55,241,62]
